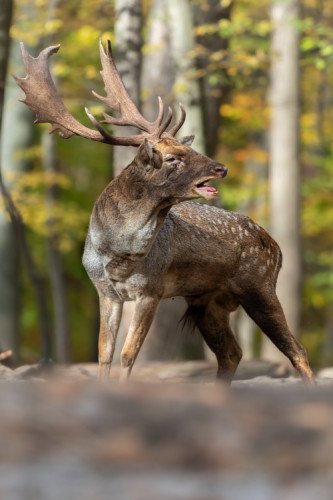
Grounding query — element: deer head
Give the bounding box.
[127,137,227,206]
[13,39,227,202]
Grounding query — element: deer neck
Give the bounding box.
[90,164,171,278]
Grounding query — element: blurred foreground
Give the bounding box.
[1,361,333,500]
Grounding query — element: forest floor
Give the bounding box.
[1,360,333,500]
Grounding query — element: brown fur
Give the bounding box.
[15,41,314,385]
[83,139,315,385]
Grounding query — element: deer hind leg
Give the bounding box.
[240,290,315,385]
[98,293,123,381]
[120,295,160,382]
[185,299,242,383]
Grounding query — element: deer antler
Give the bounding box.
[13,40,186,147]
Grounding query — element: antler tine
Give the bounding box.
[92,39,152,133]
[167,103,186,137]
[85,108,143,146]
[13,43,106,142]
[93,39,186,140]
[157,106,173,137]
[14,40,187,148]
[101,95,165,130]
[99,95,160,128]
[13,42,148,146]
[154,96,165,127]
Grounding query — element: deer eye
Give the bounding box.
[165,156,178,163]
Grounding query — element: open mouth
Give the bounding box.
[193,180,218,200]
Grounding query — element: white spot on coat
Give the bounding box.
[259,265,266,275]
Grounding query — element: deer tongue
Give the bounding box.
[195,185,217,195]
[194,185,218,200]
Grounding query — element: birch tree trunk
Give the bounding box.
[112,0,143,363]
[167,0,205,153]
[113,0,142,177]
[140,0,174,120]
[262,0,301,362]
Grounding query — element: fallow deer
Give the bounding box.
[14,40,315,385]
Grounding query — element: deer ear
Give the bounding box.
[136,139,163,170]
[143,139,163,169]
[152,149,163,169]
[178,135,195,146]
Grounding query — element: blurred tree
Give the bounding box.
[167,0,205,152]
[113,0,142,176]
[141,0,174,118]
[193,0,232,157]
[0,0,13,120]
[0,0,15,358]
[262,0,301,363]
[42,0,71,363]
[43,130,71,362]
[112,0,143,363]
[1,36,54,363]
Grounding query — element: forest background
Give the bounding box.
[0,0,332,370]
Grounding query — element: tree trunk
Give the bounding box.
[112,0,143,363]
[113,0,142,177]
[0,35,33,361]
[167,0,205,152]
[40,0,70,364]
[193,0,232,157]
[140,0,175,120]
[42,131,71,363]
[1,3,54,362]
[263,0,301,362]
[0,0,13,121]
[0,0,15,359]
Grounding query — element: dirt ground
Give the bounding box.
[1,360,333,500]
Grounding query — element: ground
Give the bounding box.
[1,360,333,500]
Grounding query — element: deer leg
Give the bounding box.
[98,294,123,381]
[186,300,242,383]
[240,291,315,385]
[120,296,160,382]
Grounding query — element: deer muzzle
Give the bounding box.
[211,162,228,178]
[193,162,228,200]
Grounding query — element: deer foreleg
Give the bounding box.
[120,296,160,382]
[98,294,123,381]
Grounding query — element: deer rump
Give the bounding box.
[14,40,315,385]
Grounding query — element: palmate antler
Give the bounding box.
[13,39,186,147]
